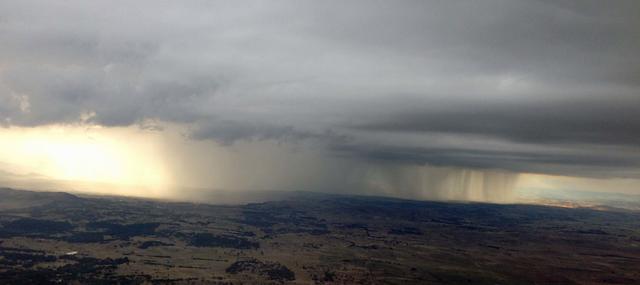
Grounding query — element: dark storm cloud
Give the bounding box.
[190,120,350,146]
[1,0,639,178]
[190,120,313,145]
[331,143,640,178]
[354,95,640,146]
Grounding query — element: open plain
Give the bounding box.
[0,188,639,284]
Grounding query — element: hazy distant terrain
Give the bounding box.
[519,188,640,211]
[0,187,639,284]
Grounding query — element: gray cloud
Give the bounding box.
[331,143,640,179]
[0,0,639,180]
[354,95,640,146]
[190,121,309,145]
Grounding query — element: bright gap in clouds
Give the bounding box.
[0,125,172,197]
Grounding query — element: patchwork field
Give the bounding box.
[0,188,639,284]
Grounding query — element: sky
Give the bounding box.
[0,1,639,202]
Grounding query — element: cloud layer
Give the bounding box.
[1,0,639,180]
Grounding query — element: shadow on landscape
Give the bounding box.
[0,187,639,284]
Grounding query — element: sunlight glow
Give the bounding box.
[0,125,172,197]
